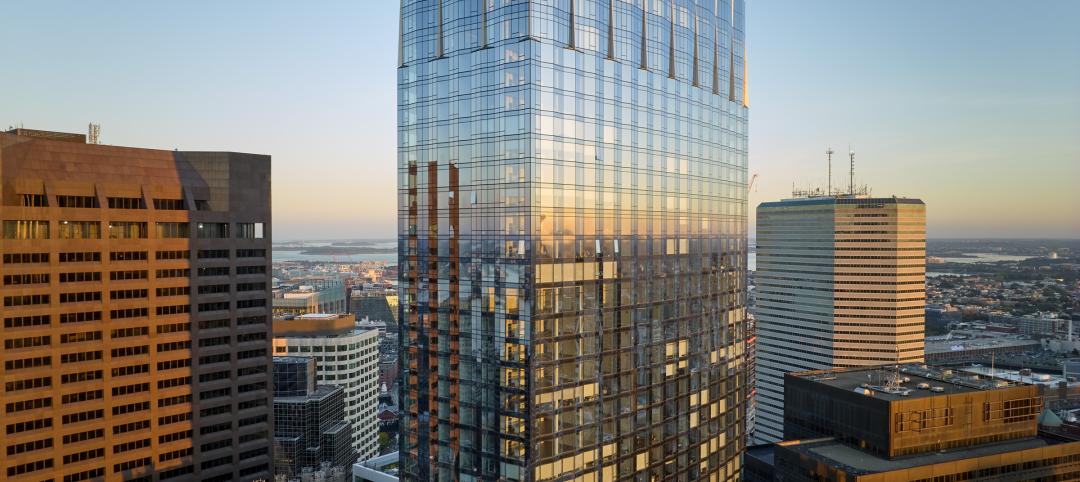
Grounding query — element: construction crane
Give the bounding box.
[748,173,759,192]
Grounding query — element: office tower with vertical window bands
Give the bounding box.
[398,1,749,480]
[0,128,273,481]
[753,196,926,442]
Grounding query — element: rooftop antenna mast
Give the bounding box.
[883,346,902,390]
[991,352,995,381]
[88,123,101,145]
[826,146,834,196]
[848,146,855,195]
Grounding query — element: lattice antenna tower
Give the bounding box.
[88,123,101,145]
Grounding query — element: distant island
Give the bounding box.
[291,246,396,256]
[274,238,397,246]
[273,239,395,251]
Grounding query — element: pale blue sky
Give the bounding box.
[2,1,1078,239]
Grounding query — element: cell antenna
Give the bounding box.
[88,123,101,145]
[848,146,855,195]
[826,146,834,195]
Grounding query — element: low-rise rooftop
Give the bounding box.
[745,444,776,465]
[780,436,1063,476]
[4,127,88,143]
[960,365,1072,386]
[793,363,1016,401]
[925,333,1040,355]
[272,313,365,337]
[274,384,343,403]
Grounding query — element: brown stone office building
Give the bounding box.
[0,129,273,481]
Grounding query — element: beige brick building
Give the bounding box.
[0,129,273,481]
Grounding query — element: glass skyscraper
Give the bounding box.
[398,1,748,480]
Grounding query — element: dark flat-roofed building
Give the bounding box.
[785,364,1040,458]
[774,435,1080,481]
[759,364,1080,481]
[743,444,778,482]
[350,292,395,326]
[272,357,355,478]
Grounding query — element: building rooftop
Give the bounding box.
[4,127,86,143]
[781,436,1061,476]
[298,313,345,321]
[960,366,1072,387]
[274,384,343,403]
[353,452,399,482]
[273,356,314,365]
[793,363,1016,401]
[272,313,364,337]
[925,334,1040,355]
[745,444,776,465]
[761,196,924,208]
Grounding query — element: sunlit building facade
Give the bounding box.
[272,277,347,316]
[754,196,926,442]
[398,1,749,480]
[0,129,273,481]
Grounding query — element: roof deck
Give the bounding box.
[793,363,1017,401]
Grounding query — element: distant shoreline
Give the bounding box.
[288,247,396,255]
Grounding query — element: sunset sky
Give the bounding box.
[3,1,1078,240]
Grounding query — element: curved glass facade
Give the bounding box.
[398,1,748,480]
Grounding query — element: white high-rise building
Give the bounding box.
[754,195,926,442]
[273,314,381,460]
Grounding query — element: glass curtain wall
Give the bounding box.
[399,1,748,480]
